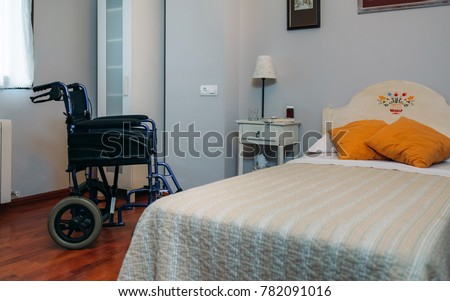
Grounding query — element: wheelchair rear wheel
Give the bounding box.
[48,196,102,250]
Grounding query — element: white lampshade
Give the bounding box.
[252,55,276,79]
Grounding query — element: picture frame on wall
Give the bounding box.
[287,0,320,30]
[358,0,449,14]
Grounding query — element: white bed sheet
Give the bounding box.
[290,154,450,178]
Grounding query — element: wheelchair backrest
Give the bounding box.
[68,84,92,124]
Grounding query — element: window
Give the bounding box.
[0,0,34,89]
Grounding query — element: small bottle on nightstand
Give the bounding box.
[286,106,294,118]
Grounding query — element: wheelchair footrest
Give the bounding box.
[103,222,125,227]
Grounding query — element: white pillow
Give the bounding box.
[303,152,339,159]
[306,133,336,154]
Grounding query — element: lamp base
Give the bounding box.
[261,78,265,118]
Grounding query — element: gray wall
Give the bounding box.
[0,0,97,197]
[165,0,240,189]
[166,0,450,189]
[240,0,450,139]
[2,0,450,196]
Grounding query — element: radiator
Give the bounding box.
[0,120,12,204]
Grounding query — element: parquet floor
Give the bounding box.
[0,194,146,280]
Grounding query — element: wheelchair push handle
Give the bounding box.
[30,81,67,103]
[32,82,53,92]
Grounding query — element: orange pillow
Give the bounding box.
[329,120,387,160]
[365,117,450,168]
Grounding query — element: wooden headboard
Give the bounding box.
[323,80,450,137]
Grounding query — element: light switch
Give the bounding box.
[200,85,218,96]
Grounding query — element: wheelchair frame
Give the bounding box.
[31,81,182,249]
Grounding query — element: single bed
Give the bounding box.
[118,80,450,280]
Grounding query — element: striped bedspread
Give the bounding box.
[118,163,450,280]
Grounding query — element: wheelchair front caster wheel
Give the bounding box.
[48,196,103,250]
[78,180,111,214]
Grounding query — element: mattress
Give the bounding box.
[118,160,450,280]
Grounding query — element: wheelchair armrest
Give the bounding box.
[75,118,144,130]
[94,115,149,121]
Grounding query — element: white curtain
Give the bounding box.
[0,0,34,88]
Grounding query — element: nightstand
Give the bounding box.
[236,119,301,175]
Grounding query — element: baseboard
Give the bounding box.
[1,187,135,208]
[5,188,70,207]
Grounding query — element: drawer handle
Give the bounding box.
[256,131,260,138]
[246,137,276,142]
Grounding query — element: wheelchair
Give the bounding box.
[30,81,182,250]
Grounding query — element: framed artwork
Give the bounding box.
[358,0,449,14]
[287,0,320,30]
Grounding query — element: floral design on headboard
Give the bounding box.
[377,92,415,114]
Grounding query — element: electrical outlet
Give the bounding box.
[200,85,218,96]
[11,190,21,198]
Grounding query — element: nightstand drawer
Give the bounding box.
[239,123,299,146]
[240,124,277,145]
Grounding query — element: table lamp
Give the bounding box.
[252,55,276,118]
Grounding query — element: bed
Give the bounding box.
[118,80,450,280]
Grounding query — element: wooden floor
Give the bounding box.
[0,193,146,280]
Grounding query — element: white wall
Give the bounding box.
[131,0,165,145]
[127,0,165,188]
[0,0,97,197]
